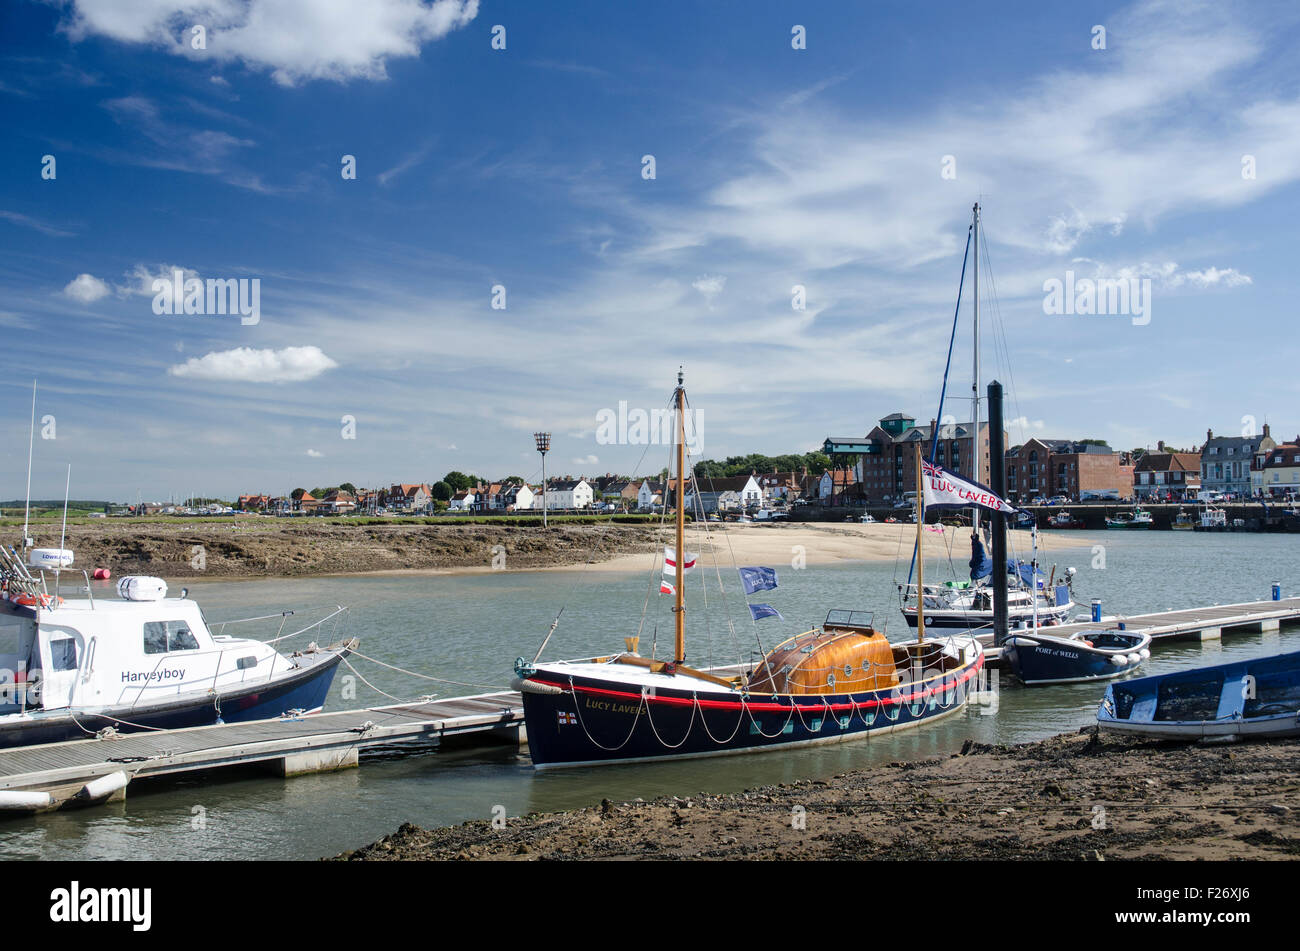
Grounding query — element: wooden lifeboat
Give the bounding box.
[748,627,898,695]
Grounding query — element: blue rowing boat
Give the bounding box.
[1097,650,1300,742]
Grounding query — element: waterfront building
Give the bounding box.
[543,478,594,510]
[1004,439,1132,501]
[686,474,762,513]
[1133,443,1201,500]
[637,480,664,510]
[1255,439,1300,496]
[1201,425,1276,497]
[841,412,1002,503]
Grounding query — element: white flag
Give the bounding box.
[921,460,1018,514]
[663,546,697,575]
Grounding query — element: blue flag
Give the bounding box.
[739,566,778,595]
[748,603,783,621]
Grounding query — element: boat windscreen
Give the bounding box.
[823,609,875,631]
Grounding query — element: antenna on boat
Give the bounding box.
[22,380,36,550]
[49,464,71,600]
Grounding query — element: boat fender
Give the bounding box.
[1139,649,1151,660]
[78,771,128,801]
[1109,655,1127,666]
[1126,653,1142,666]
[511,677,564,695]
[0,790,55,811]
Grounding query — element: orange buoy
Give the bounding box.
[93,568,111,580]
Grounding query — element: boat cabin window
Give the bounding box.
[144,621,200,654]
[48,636,78,671]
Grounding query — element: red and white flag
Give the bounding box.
[920,461,1018,514]
[660,579,676,595]
[663,546,697,575]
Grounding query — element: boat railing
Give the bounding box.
[211,610,296,639]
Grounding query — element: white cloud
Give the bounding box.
[306,448,323,457]
[63,273,111,302]
[1008,416,1046,432]
[1074,258,1252,289]
[120,263,200,296]
[1179,267,1252,288]
[168,346,339,383]
[572,454,598,466]
[691,274,727,303]
[63,0,480,86]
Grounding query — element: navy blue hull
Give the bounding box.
[1005,633,1145,685]
[521,655,984,767]
[0,654,345,749]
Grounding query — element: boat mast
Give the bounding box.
[674,368,686,663]
[915,441,925,646]
[971,202,981,538]
[22,380,36,549]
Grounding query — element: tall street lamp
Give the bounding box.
[534,432,551,527]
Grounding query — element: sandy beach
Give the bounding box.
[589,521,1092,574]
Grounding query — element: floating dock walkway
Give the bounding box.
[0,690,524,814]
[978,597,1300,662]
[3,600,1299,815]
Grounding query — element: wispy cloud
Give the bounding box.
[0,210,75,237]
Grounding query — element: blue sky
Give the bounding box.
[2,0,1298,500]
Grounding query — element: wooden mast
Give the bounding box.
[915,440,925,646]
[674,368,686,663]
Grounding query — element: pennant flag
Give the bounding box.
[663,546,698,574]
[738,566,778,595]
[660,579,676,595]
[920,461,1018,514]
[748,603,783,621]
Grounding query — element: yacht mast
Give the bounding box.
[674,368,686,663]
[971,202,981,537]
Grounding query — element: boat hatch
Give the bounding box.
[823,609,875,633]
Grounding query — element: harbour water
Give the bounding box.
[2,530,1297,860]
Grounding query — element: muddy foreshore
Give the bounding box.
[34,519,673,579]
[335,731,1300,861]
[22,518,1086,581]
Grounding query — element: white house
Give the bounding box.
[539,479,593,510]
[447,490,475,511]
[686,475,762,513]
[638,481,664,511]
[503,484,535,510]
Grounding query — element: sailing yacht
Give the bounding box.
[512,371,986,768]
[896,203,1075,634]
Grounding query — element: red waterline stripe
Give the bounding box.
[530,654,984,713]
